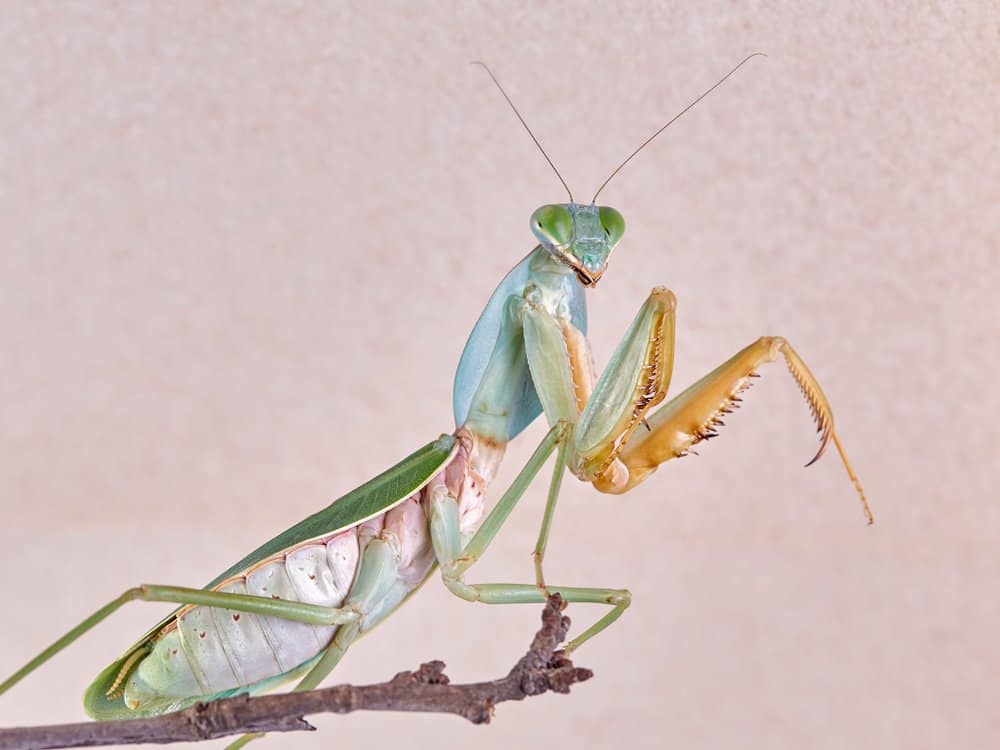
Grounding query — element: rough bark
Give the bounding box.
[0,595,591,750]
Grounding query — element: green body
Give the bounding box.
[0,57,863,750]
[83,435,457,719]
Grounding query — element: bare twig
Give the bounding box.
[0,595,591,750]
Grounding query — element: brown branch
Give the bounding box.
[0,595,591,750]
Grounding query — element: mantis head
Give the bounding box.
[479,54,764,287]
[530,203,625,287]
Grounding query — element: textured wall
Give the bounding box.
[0,3,996,749]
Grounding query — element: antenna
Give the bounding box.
[472,61,574,203]
[591,53,767,203]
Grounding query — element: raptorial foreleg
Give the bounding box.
[594,335,872,524]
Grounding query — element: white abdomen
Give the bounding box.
[123,430,503,710]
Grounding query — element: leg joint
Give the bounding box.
[443,575,480,603]
[608,589,632,608]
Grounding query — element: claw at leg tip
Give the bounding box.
[803,432,831,468]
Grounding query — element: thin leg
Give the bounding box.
[0,584,358,695]
[221,535,400,750]
[223,536,403,748]
[446,423,568,576]
[430,425,631,653]
[224,733,263,750]
[533,433,570,590]
[442,581,630,654]
[295,622,359,692]
[224,621,361,750]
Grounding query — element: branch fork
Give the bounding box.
[0,595,591,750]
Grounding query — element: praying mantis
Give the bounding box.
[0,54,872,743]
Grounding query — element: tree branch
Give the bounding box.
[0,595,591,750]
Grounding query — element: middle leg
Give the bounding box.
[429,423,631,653]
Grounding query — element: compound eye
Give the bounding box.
[530,205,573,250]
[598,206,625,245]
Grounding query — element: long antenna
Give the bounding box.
[472,61,574,203]
[591,52,767,203]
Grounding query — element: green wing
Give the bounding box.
[84,434,457,719]
[206,433,456,587]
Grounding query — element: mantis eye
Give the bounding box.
[598,206,625,245]
[530,204,573,250]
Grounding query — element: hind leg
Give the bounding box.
[0,584,359,698]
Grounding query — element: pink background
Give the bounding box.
[0,3,996,749]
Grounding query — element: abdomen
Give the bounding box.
[119,432,501,713]
[123,498,435,710]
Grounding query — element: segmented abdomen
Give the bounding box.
[124,500,430,708]
[122,433,498,712]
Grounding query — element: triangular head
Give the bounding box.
[529,203,625,286]
[453,202,626,442]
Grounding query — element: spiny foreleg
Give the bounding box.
[601,335,873,524]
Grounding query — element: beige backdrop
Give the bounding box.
[1,3,996,749]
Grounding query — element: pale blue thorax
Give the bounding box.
[452,246,587,443]
[452,199,626,444]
